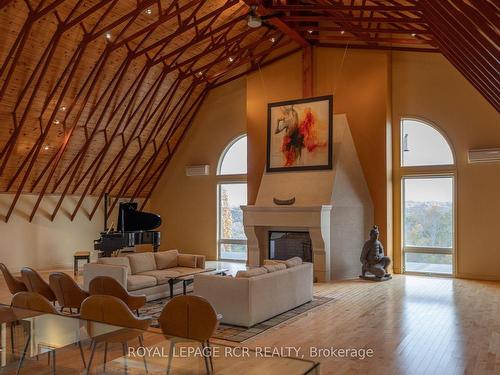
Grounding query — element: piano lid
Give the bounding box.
[117,202,162,232]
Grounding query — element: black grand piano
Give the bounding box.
[94,202,161,257]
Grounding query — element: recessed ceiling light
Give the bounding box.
[307,29,313,34]
[145,8,152,15]
[44,145,49,151]
[54,119,60,124]
[59,106,66,112]
[411,33,416,37]
[270,37,276,43]
[196,71,203,77]
[228,57,234,63]
[105,32,112,40]
[340,30,345,35]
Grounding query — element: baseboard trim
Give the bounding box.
[455,272,500,281]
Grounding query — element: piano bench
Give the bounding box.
[74,251,91,276]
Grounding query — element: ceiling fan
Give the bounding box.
[246,5,284,29]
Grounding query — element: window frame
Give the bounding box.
[400,117,456,169]
[397,117,457,277]
[217,133,247,176]
[216,134,248,262]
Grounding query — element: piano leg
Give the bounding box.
[153,245,159,253]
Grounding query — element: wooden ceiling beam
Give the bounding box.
[316,42,438,53]
[50,59,147,221]
[296,25,430,35]
[305,34,431,46]
[243,0,309,47]
[419,0,499,110]
[282,15,426,24]
[268,4,420,13]
[138,88,209,210]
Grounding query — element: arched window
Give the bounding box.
[399,119,455,276]
[218,135,247,175]
[217,135,247,261]
[401,119,454,167]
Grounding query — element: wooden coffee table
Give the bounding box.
[168,268,229,298]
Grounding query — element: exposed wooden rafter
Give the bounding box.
[0,0,498,223]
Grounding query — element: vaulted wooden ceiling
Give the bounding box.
[0,0,498,222]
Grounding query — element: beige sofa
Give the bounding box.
[83,250,205,301]
[193,260,313,327]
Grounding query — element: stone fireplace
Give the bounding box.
[242,205,332,281]
[242,114,374,282]
[269,231,312,262]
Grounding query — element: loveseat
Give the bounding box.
[83,250,206,301]
[193,258,313,327]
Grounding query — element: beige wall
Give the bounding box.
[0,194,108,270]
[150,78,247,260]
[246,48,392,257]
[392,52,500,280]
[6,48,495,279]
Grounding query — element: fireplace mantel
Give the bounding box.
[241,205,332,282]
[241,115,374,281]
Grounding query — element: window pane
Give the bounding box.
[405,253,452,274]
[219,243,247,261]
[401,119,454,166]
[404,178,453,248]
[219,136,247,175]
[220,183,247,240]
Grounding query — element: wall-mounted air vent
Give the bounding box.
[468,148,500,163]
[185,165,210,176]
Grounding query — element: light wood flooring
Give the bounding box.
[0,269,498,374]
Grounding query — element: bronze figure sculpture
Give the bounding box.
[360,225,392,281]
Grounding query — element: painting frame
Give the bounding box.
[266,95,333,173]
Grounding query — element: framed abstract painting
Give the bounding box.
[266,95,333,172]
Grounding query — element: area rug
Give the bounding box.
[140,295,334,343]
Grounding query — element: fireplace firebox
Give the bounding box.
[269,231,313,262]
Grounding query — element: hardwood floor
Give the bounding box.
[0,270,498,374]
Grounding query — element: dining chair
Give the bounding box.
[158,295,221,375]
[0,263,27,295]
[20,268,57,303]
[80,295,151,374]
[0,306,20,363]
[11,292,86,374]
[49,272,89,314]
[88,276,146,315]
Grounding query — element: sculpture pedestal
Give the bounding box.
[359,275,392,282]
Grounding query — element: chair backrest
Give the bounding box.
[49,272,88,309]
[88,276,129,302]
[11,292,59,314]
[158,295,218,342]
[0,263,27,295]
[80,295,150,330]
[0,306,18,323]
[20,267,56,301]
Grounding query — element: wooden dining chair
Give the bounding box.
[11,292,86,374]
[20,267,57,303]
[158,295,221,375]
[88,276,146,315]
[49,272,89,314]
[80,295,151,374]
[0,263,27,295]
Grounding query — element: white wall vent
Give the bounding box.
[468,148,500,163]
[185,165,210,176]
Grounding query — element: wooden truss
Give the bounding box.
[0,0,498,222]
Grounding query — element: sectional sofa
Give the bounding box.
[83,250,206,301]
[193,258,313,327]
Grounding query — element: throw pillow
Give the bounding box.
[235,267,268,278]
[154,249,179,269]
[285,257,303,268]
[178,254,197,268]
